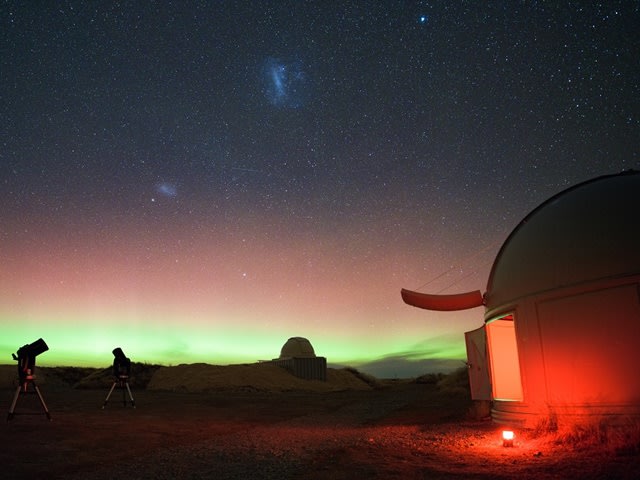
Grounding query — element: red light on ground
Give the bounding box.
[502,430,514,447]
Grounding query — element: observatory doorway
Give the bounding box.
[486,314,523,401]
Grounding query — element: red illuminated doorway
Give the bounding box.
[486,314,523,401]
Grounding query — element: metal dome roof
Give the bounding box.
[279,337,316,358]
[485,170,640,309]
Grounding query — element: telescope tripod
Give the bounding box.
[7,372,51,422]
[102,375,136,409]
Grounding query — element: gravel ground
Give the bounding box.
[67,389,417,480]
[3,383,639,479]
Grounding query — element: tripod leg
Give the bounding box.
[7,385,22,422]
[124,382,136,408]
[102,382,117,409]
[32,383,52,421]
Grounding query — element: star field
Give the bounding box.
[1,1,638,376]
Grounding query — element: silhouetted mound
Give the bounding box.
[73,362,161,389]
[0,363,382,392]
[0,365,19,387]
[0,364,79,389]
[146,363,379,393]
[0,363,161,390]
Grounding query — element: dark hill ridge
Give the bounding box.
[0,362,384,393]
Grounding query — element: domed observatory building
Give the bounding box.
[402,171,640,427]
[272,337,327,381]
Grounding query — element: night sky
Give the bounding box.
[2,1,638,377]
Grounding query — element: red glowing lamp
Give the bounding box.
[502,430,514,447]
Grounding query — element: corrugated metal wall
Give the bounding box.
[273,357,327,381]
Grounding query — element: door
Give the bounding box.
[465,326,492,400]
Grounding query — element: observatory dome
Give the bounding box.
[279,337,316,358]
[485,170,640,310]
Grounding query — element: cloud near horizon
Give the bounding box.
[333,356,466,379]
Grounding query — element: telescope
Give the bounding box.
[112,347,131,377]
[12,338,49,383]
[103,348,135,408]
[8,338,51,420]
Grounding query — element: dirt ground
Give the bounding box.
[2,377,639,480]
